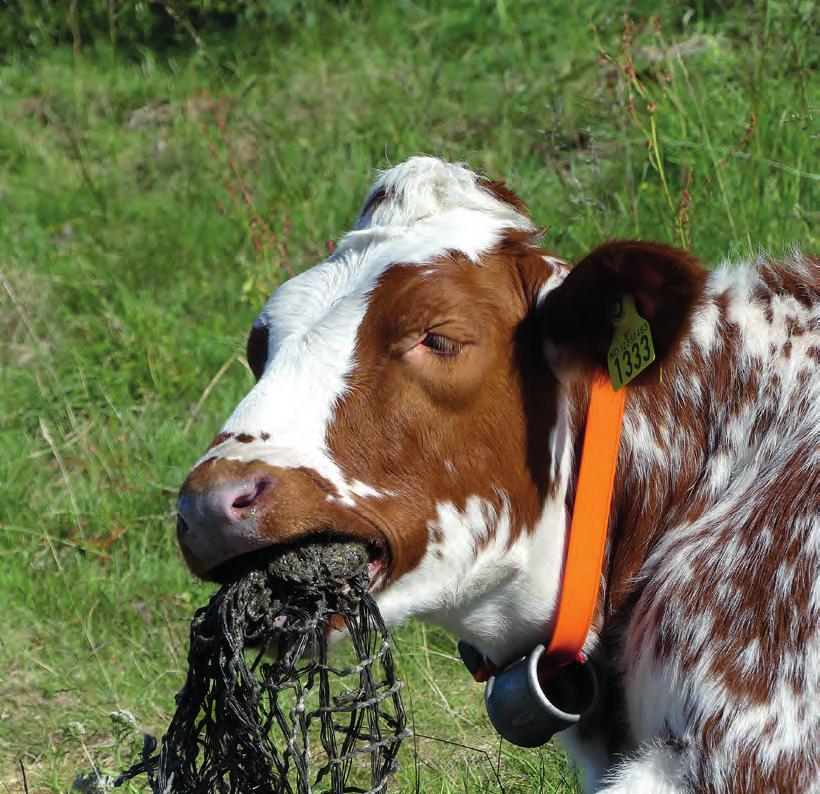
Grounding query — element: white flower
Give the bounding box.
[109,709,137,733]
[62,722,86,742]
[72,768,113,793]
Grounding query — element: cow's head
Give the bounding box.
[177,157,704,664]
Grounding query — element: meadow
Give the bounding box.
[0,1,816,790]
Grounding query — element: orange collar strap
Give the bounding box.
[544,375,625,668]
[466,376,625,684]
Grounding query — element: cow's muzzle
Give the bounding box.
[175,457,387,581]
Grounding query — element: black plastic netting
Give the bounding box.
[116,542,408,794]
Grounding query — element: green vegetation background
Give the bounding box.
[0,0,816,790]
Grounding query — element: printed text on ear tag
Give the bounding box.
[607,294,655,390]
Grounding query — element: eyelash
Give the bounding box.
[420,333,463,357]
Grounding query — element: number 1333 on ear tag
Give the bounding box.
[607,294,656,390]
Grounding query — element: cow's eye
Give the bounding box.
[420,332,462,357]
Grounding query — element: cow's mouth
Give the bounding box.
[207,535,389,590]
[119,535,406,792]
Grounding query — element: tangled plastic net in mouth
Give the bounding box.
[116,541,408,793]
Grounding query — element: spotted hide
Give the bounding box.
[176,157,819,793]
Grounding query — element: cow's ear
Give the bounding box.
[539,240,706,383]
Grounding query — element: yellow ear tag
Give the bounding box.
[607,294,656,390]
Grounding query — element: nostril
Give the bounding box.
[232,492,254,510]
[232,478,270,511]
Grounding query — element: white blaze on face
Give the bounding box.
[203,157,535,502]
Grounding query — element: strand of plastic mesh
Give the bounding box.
[115,542,408,794]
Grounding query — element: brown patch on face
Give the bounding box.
[325,236,563,581]
[235,433,255,443]
[207,431,233,450]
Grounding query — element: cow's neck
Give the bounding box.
[395,487,572,667]
[572,306,740,651]
[383,298,740,670]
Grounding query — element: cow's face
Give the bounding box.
[177,158,706,664]
[176,158,573,662]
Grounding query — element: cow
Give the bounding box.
[175,157,819,793]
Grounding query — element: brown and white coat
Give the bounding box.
[176,157,819,793]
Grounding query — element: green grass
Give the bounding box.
[0,0,816,790]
